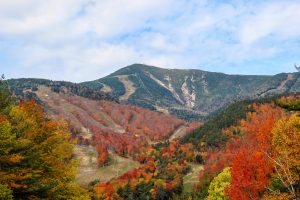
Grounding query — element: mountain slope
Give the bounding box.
[82,64,300,120]
[7,79,190,154]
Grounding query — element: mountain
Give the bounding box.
[82,64,300,120]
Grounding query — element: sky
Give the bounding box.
[0,0,300,82]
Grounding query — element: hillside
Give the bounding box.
[7,79,197,186]
[7,80,189,154]
[83,64,300,120]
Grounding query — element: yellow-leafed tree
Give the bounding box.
[267,114,300,199]
[207,167,231,200]
[0,79,89,199]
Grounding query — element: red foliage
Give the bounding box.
[39,92,190,160]
[96,144,109,167]
[228,148,274,200]
[100,100,185,141]
[226,104,285,200]
[198,104,286,199]
[185,121,202,134]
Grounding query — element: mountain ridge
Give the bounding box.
[82,64,300,120]
[7,64,300,121]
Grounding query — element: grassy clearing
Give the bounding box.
[75,145,140,186]
[183,164,203,193]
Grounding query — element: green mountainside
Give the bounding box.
[82,64,300,120]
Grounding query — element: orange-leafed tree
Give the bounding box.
[227,104,286,200]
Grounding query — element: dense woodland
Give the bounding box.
[88,94,299,199]
[1,77,299,199]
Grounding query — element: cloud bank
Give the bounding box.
[0,0,300,82]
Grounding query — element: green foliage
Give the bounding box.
[0,79,13,114]
[88,179,101,187]
[117,181,154,200]
[195,155,204,164]
[169,108,203,121]
[97,77,126,98]
[0,184,13,200]
[155,185,172,200]
[275,96,300,111]
[207,167,231,200]
[181,95,287,147]
[196,180,210,200]
[181,100,251,146]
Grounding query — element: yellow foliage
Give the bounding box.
[207,167,231,200]
[0,101,90,199]
[262,192,294,200]
[272,114,300,171]
[270,114,300,198]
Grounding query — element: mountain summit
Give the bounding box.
[82,64,300,120]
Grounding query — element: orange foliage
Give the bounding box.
[227,104,286,200]
[199,103,287,200]
[93,141,194,199]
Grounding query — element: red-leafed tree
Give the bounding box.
[96,144,109,167]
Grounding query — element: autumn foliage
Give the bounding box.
[100,100,185,141]
[96,144,109,167]
[227,104,285,200]
[198,99,300,200]
[43,92,188,160]
[0,99,89,199]
[92,141,196,199]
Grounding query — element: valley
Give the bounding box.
[4,66,300,200]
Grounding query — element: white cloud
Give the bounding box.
[240,1,300,44]
[0,0,299,81]
[0,0,85,36]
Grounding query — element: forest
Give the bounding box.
[0,77,299,199]
[87,94,299,200]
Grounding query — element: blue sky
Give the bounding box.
[0,0,300,82]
